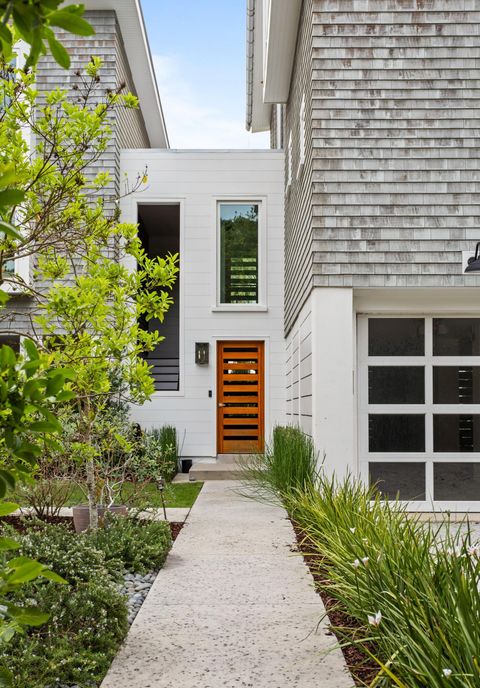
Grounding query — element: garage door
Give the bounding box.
[358,316,480,510]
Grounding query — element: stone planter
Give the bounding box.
[72,504,128,533]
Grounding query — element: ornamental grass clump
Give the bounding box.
[290,475,480,687]
[241,424,318,502]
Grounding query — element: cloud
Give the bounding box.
[153,54,270,149]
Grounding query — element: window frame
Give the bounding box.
[358,314,480,510]
[215,200,267,311]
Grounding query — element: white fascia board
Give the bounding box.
[82,0,169,148]
[247,0,271,132]
[263,0,302,104]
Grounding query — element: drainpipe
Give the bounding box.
[245,0,255,132]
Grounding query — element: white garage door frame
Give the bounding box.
[358,314,480,512]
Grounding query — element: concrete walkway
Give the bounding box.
[101,481,352,688]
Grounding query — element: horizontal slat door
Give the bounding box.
[217,341,264,454]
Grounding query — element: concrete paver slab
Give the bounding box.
[101,481,352,688]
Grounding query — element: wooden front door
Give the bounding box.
[217,341,264,454]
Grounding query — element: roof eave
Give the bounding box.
[82,0,169,148]
[246,0,302,132]
[246,0,271,133]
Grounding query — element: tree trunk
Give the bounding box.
[86,454,98,529]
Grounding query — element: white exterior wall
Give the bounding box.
[311,288,355,479]
[120,150,285,459]
[285,297,312,436]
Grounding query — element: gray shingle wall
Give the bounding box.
[284,0,314,334]
[115,19,150,150]
[284,0,480,332]
[3,11,151,335]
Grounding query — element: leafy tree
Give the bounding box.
[36,226,178,528]
[0,1,94,69]
[0,56,141,310]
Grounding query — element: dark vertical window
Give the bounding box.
[220,203,258,304]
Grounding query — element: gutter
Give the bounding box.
[245,0,255,132]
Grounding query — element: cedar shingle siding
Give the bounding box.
[284,0,480,333]
[3,11,151,335]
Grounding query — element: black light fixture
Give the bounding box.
[195,342,209,365]
[465,242,480,273]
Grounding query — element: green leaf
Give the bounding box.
[48,11,95,36]
[13,442,41,461]
[8,561,44,584]
[41,569,67,584]
[45,373,65,396]
[0,24,12,47]
[22,339,39,361]
[46,32,70,69]
[0,167,18,188]
[0,538,20,552]
[12,607,49,626]
[0,290,10,305]
[0,471,15,492]
[55,389,75,402]
[0,189,25,207]
[0,221,22,241]
[0,503,18,517]
[29,420,61,433]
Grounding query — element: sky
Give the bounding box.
[141,0,270,149]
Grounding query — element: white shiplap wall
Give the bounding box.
[285,296,312,436]
[120,150,286,459]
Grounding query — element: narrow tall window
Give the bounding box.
[219,203,259,304]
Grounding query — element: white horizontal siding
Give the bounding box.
[121,150,286,458]
[285,296,313,437]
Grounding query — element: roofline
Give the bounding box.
[245,0,271,133]
[246,0,302,133]
[82,0,169,148]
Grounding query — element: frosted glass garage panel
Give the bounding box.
[433,319,480,356]
[434,463,480,501]
[368,318,424,356]
[369,462,426,501]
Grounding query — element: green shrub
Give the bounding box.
[291,475,480,687]
[242,425,318,501]
[130,425,178,483]
[10,519,122,582]
[87,513,172,573]
[1,578,127,688]
[0,520,128,687]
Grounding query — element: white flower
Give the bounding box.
[467,544,480,558]
[442,668,452,678]
[368,611,382,627]
[349,527,356,534]
[362,556,369,566]
[353,559,361,568]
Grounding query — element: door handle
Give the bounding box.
[218,403,226,407]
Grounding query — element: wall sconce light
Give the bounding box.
[465,242,480,273]
[195,342,209,365]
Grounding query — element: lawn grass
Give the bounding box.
[14,480,203,510]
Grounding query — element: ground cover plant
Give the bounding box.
[244,426,480,687]
[0,516,172,687]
